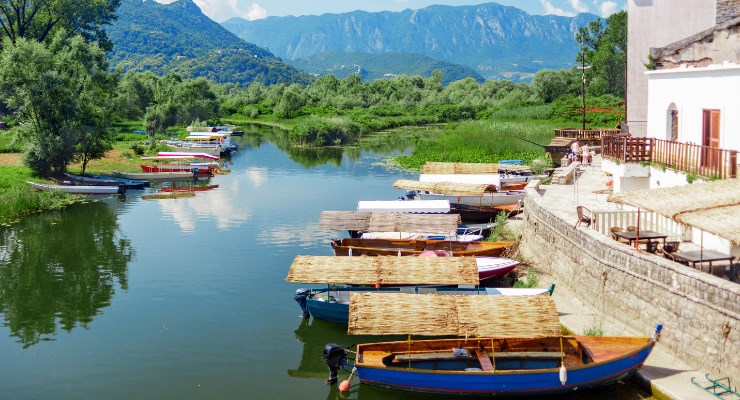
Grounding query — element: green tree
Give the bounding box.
[0,0,120,50]
[576,10,626,98]
[0,31,114,175]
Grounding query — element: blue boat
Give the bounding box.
[299,284,555,324]
[498,159,524,165]
[325,292,662,396]
[66,173,149,189]
[349,329,660,395]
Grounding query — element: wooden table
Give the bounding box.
[671,249,735,275]
[613,230,668,252]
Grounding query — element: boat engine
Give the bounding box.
[405,190,417,200]
[294,288,311,318]
[323,343,349,384]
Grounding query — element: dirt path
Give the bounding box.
[0,153,22,166]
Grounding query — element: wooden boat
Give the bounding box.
[111,171,196,181]
[27,181,124,195]
[350,330,662,395]
[450,203,523,222]
[330,238,513,257]
[327,293,662,396]
[64,173,147,189]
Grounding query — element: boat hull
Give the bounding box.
[306,284,541,324]
[139,164,212,176]
[355,336,657,396]
[27,181,123,195]
[331,238,513,257]
[421,191,525,207]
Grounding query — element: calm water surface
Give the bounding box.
[0,127,653,399]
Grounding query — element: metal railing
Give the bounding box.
[602,134,738,179]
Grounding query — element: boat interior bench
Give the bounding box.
[393,351,565,362]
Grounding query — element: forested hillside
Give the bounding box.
[290,52,485,84]
[108,0,310,85]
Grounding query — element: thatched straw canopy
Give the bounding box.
[348,293,560,337]
[285,256,479,285]
[393,180,495,196]
[319,211,460,233]
[422,162,532,175]
[608,179,740,245]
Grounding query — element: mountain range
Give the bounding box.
[222,3,599,81]
[107,0,310,85]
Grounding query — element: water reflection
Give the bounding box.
[0,201,133,348]
[241,123,417,169]
[157,182,252,232]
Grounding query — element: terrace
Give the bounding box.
[602,133,738,180]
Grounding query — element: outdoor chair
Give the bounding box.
[626,226,650,244]
[574,206,593,229]
[610,227,629,244]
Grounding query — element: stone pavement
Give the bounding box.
[508,156,727,400]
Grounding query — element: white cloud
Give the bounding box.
[598,1,619,17]
[539,0,575,16]
[569,0,590,13]
[154,0,267,22]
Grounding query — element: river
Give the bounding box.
[0,126,652,399]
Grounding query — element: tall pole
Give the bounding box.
[581,38,586,131]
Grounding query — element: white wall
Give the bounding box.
[627,0,716,125]
[646,63,740,151]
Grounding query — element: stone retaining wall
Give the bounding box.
[520,185,739,380]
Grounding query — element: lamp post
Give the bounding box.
[578,38,591,131]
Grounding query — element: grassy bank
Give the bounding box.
[0,167,84,225]
[393,119,560,170]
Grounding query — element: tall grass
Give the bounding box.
[0,167,83,224]
[395,119,558,170]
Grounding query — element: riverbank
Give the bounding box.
[511,157,737,399]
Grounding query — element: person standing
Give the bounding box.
[581,143,590,166]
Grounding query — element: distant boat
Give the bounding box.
[27,181,124,195]
[330,238,513,257]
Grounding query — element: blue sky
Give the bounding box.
[153,0,624,22]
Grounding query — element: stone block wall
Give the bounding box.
[520,186,739,380]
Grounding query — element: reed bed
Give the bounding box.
[395,119,557,170]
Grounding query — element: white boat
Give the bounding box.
[187,132,234,154]
[360,226,484,242]
[157,151,219,160]
[418,190,526,207]
[27,181,123,195]
[162,141,221,157]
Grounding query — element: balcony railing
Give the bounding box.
[602,134,738,179]
[555,128,621,141]
[602,134,652,163]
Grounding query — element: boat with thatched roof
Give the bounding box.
[330,238,513,257]
[323,293,662,395]
[287,256,545,323]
